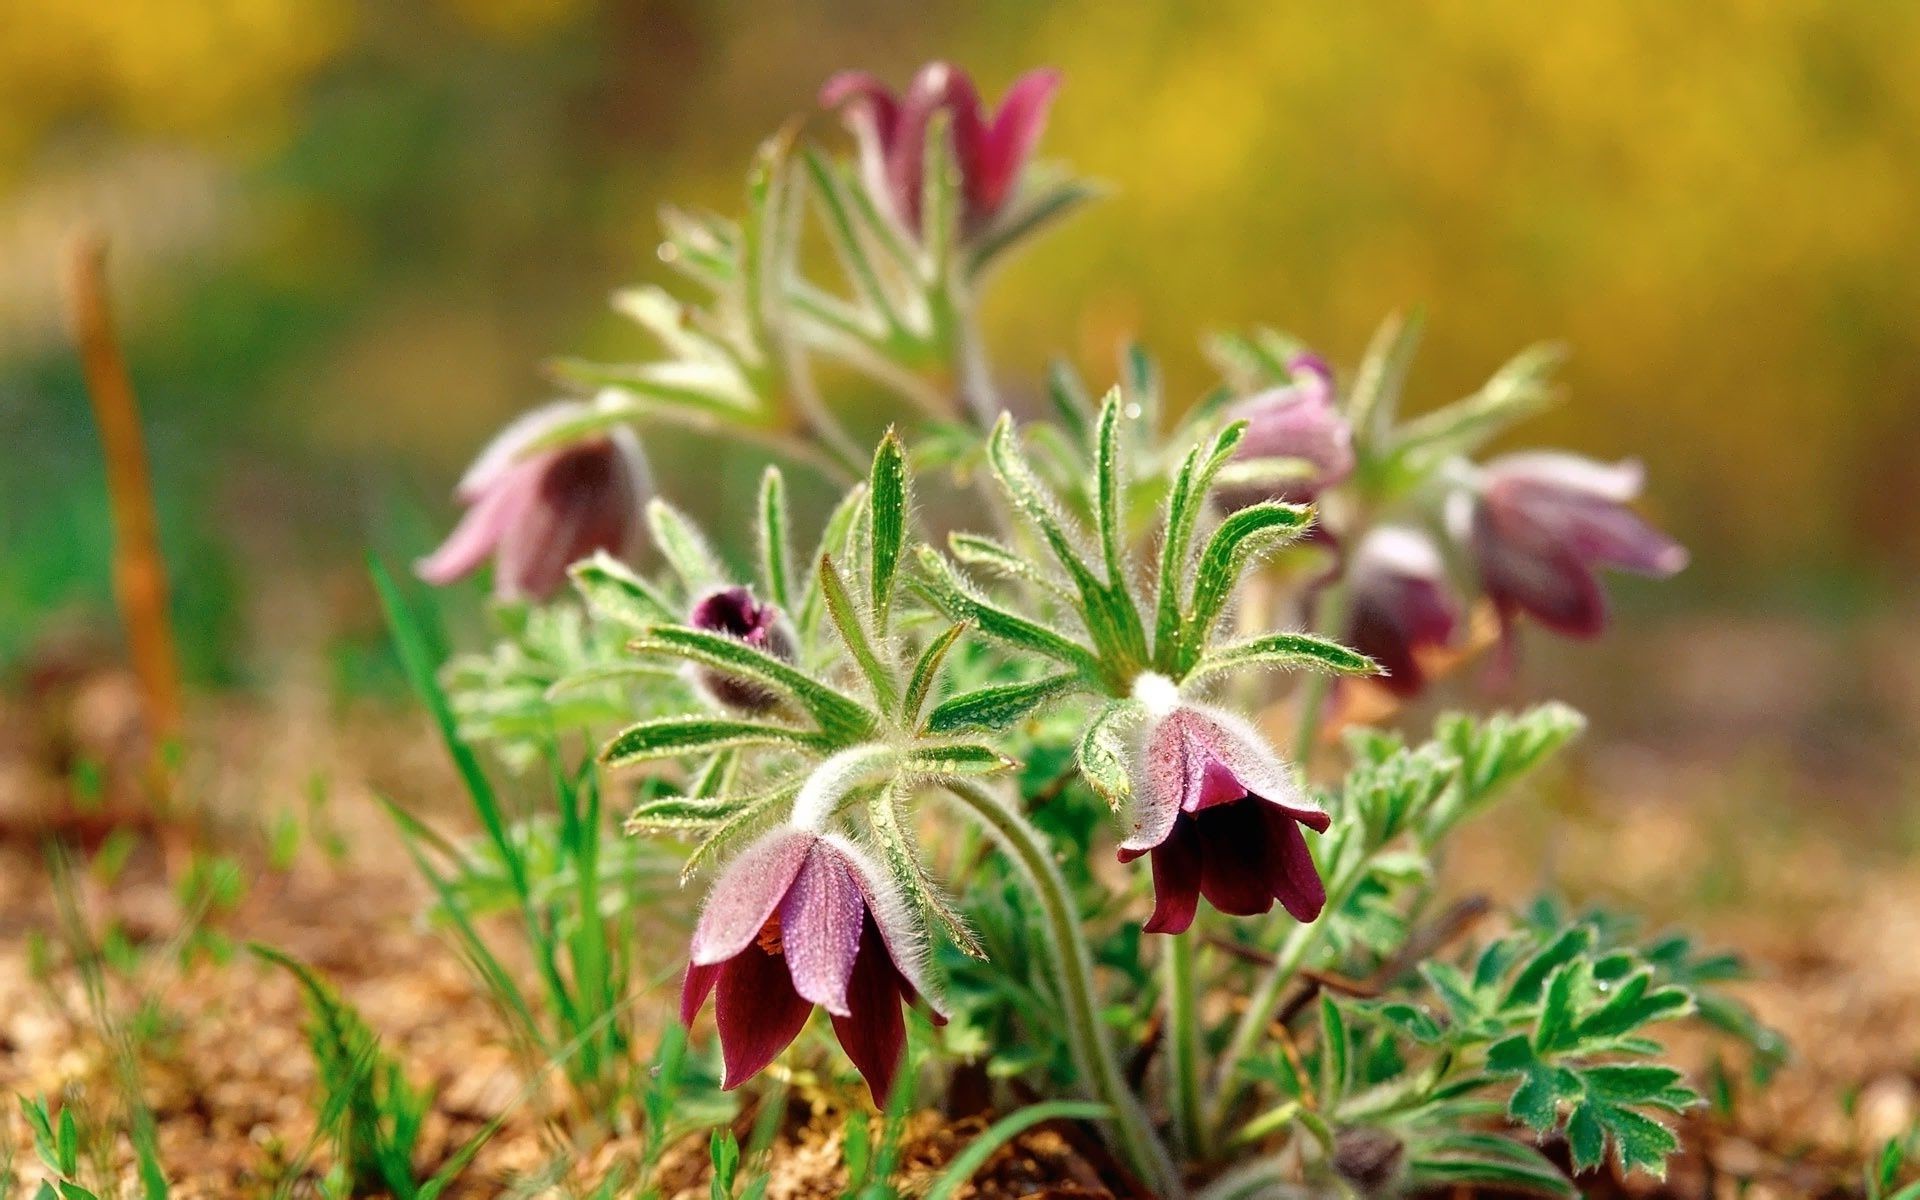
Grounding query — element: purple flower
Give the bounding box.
[1118,681,1330,935]
[1217,353,1355,511]
[1345,527,1460,699]
[1454,453,1687,641]
[820,61,1060,239]
[687,586,795,713]
[417,402,649,602]
[680,827,945,1100]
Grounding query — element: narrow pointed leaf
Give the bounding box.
[601,717,830,766]
[868,431,908,625]
[647,499,726,591]
[630,624,878,740]
[1189,632,1378,683]
[1153,421,1247,669]
[569,552,677,630]
[757,467,794,610]
[904,742,1016,777]
[912,546,1104,682]
[902,622,966,727]
[1077,699,1143,810]
[926,672,1078,735]
[1180,501,1314,670]
[867,782,983,959]
[818,554,900,715]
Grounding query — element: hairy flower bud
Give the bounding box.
[1346,527,1461,699]
[1117,676,1330,934]
[681,826,944,1100]
[1217,353,1355,511]
[1452,453,1687,643]
[687,586,794,712]
[1333,1127,1406,1197]
[821,61,1060,240]
[417,402,649,602]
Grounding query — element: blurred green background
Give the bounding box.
[4,0,1918,690]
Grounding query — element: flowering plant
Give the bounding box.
[408,61,1770,1197]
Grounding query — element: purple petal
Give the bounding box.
[453,400,589,501]
[821,71,907,227]
[1347,528,1460,698]
[1140,819,1203,935]
[1193,802,1278,918]
[689,828,813,966]
[414,472,524,587]
[494,438,645,601]
[1475,505,1610,638]
[715,939,814,1089]
[680,960,721,1027]
[888,62,988,232]
[1487,452,1644,504]
[829,915,908,1101]
[778,843,867,1017]
[1267,806,1326,922]
[1181,707,1327,828]
[834,835,945,1019]
[1120,711,1201,855]
[972,68,1060,225]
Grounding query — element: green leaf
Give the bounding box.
[1044,358,1095,449]
[680,786,798,882]
[1348,309,1425,446]
[1566,1100,1607,1173]
[799,147,901,329]
[1408,1133,1575,1198]
[1575,970,1694,1042]
[1180,501,1314,669]
[816,554,900,715]
[985,414,1146,670]
[569,552,677,630]
[903,742,1016,777]
[1318,995,1352,1104]
[923,1102,1110,1200]
[709,1129,740,1200]
[1093,388,1127,589]
[925,672,1078,734]
[630,624,879,740]
[867,782,983,959]
[912,546,1103,681]
[647,498,726,591]
[901,622,966,727]
[966,176,1099,277]
[868,430,908,627]
[1153,421,1247,669]
[1391,342,1566,469]
[756,466,793,611]
[1076,699,1143,810]
[1190,631,1378,683]
[949,532,1073,603]
[1505,925,1594,1010]
[601,717,829,766]
[1602,1106,1680,1178]
[624,793,754,836]
[799,482,867,641]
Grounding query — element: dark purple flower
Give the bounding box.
[681,827,944,1100]
[1345,527,1460,699]
[820,61,1060,239]
[687,586,794,712]
[1454,453,1687,642]
[1217,353,1355,511]
[417,402,649,602]
[1118,680,1330,935]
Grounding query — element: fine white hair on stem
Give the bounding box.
[787,744,899,831]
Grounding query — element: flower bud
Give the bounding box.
[417,402,649,602]
[1217,353,1355,511]
[687,586,794,712]
[821,61,1060,240]
[1453,452,1686,642]
[1346,527,1460,699]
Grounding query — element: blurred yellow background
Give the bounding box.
[4,0,1918,679]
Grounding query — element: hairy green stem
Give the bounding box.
[1164,932,1206,1160]
[945,781,1181,1197]
[1203,858,1364,1139]
[1290,576,1353,768]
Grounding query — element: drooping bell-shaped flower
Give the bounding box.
[687,586,794,713]
[1117,676,1330,935]
[417,402,650,602]
[1345,527,1460,699]
[1217,353,1355,512]
[1452,453,1687,642]
[680,826,944,1100]
[820,61,1060,239]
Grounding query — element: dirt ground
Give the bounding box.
[2,614,1918,1197]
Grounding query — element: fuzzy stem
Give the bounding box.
[1164,931,1207,1160]
[945,781,1181,1197]
[1290,576,1353,768]
[1203,857,1364,1139]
